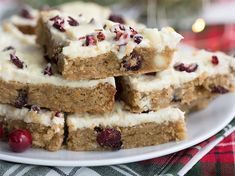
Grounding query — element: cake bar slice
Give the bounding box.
[117,49,235,113]
[0,103,64,151]
[66,104,186,151]
[0,24,116,114]
[36,10,182,80]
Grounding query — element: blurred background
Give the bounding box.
[1,0,235,54]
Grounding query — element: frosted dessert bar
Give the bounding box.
[117,49,235,113]
[0,103,64,151]
[36,10,182,80]
[66,104,186,151]
[0,24,116,114]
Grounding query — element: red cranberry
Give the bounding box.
[10,53,25,69]
[67,16,79,26]
[20,8,33,19]
[174,63,198,73]
[96,128,122,150]
[186,63,198,73]
[97,32,105,41]
[133,34,143,44]
[121,51,143,71]
[108,14,125,24]
[114,31,123,41]
[9,129,32,153]
[211,55,219,65]
[0,123,4,139]
[211,86,229,94]
[85,35,97,46]
[30,105,40,113]
[55,112,62,117]
[50,15,65,32]
[44,63,53,76]
[15,90,28,108]
[129,27,138,38]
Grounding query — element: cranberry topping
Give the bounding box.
[15,90,28,108]
[109,14,125,24]
[55,112,62,117]
[174,63,198,73]
[114,31,123,41]
[44,63,53,76]
[50,15,65,32]
[0,123,4,139]
[67,16,79,26]
[85,35,97,46]
[211,86,229,94]
[9,129,32,153]
[10,53,24,69]
[97,32,105,41]
[133,34,143,44]
[2,46,15,52]
[20,8,33,19]
[211,55,219,65]
[121,51,143,71]
[129,27,138,38]
[96,128,122,150]
[30,105,40,113]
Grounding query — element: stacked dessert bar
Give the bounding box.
[0,2,234,152]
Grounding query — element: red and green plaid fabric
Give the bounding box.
[0,118,234,176]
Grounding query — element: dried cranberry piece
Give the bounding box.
[185,63,198,73]
[15,90,28,108]
[85,35,97,46]
[114,31,123,41]
[9,129,32,153]
[108,14,125,24]
[30,105,40,113]
[97,32,105,41]
[174,63,198,73]
[2,46,15,52]
[50,15,65,32]
[211,55,219,65]
[67,16,79,26]
[0,123,4,139]
[10,53,24,69]
[129,27,138,38]
[133,34,143,44]
[55,112,62,117]
[211,86,229,94]
[121,51,143,71]
[96,128,122,150]
[20,8,33,19]
[44,63,53,76]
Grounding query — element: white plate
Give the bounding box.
[0,93,234,167]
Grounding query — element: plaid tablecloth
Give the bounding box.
[0,118,234,176]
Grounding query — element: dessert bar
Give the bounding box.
[117,49,235,113]
[0,103,64,151]
[36,10,182,80]
[0,24,116,114]
[66,104,186,151]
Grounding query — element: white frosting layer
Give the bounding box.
[0,26,115,88]
[67,103,184,130]
[124,49,235,91]
[8,6,39,27]
[0,104,64,130]
[41,10,182,59]
[59,1,111,24]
